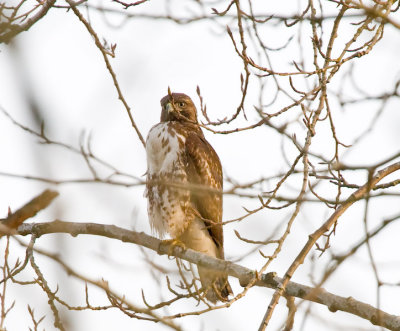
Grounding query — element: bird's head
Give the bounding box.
[160,93,198,123]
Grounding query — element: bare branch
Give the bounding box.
[0,189,59,234]
[259,161,400,330]
[0,0,56,44]
[15,219,400,330]
[66,0,146,147]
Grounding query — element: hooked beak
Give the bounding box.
[166,102,174,113]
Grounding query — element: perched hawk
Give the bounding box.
[145,92,232,303]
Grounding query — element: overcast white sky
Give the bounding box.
[1,1,400,330]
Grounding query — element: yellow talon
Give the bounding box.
[160,238,186,256]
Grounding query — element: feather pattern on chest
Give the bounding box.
[145,122,193,238]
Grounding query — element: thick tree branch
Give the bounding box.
[15,220,400,331]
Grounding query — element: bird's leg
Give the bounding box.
[159,238,186,257]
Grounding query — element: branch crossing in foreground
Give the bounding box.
[16,220,400,331]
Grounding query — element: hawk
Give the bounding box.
[145,92,232,303]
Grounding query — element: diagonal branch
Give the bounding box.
[0,189,59,236]
[258,161,400,330]
[15,219,400,331]
[0,0,56,44]
[66,0,146,147]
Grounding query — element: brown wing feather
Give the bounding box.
[185,131,224,258]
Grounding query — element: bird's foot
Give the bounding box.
[159,238,186,256]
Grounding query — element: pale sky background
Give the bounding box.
[1,1,400,330]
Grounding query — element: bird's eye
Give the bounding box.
[178,102,186,107]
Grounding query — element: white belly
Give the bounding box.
[145,123,189,238]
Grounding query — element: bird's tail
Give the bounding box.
[198,266,233,303]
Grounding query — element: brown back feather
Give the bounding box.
[185,131,224,259]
